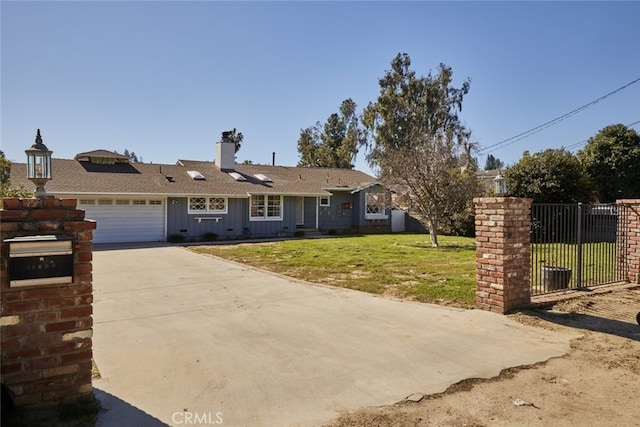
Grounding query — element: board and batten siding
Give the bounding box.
[166,196,298,240]
[167,197,248,240]
[318,191,354,230]
[246,196,297,237]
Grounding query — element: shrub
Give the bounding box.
[202,232,218,241]
[167,234,186,243]
[293,230,305,238]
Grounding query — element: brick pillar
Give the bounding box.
[1,197,96,407]
[474,197,533,314]
[617,200,640,284]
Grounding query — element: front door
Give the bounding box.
[296,197,304,226]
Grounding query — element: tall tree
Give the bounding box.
[484,154,504,170]
[505,149,593,203]
[577,124,640,202]
[362,53,482,247]
[0,150,10,186]
[226,128,244,154]
[297,98,366,169]
[0,151,31,204]
[122,149,142,163]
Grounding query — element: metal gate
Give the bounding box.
[530,203,628,295]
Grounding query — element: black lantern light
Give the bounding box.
[25,129,53,199]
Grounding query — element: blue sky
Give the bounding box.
[2,1,639,176]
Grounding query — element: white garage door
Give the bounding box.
[78,198,165,244]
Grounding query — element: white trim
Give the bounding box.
[365,213,389,220]
[249,194,283,221]
[319,196,330,206]
[187,196,228,214]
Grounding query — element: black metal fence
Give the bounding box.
[530,203,627,295]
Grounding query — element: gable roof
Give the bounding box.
[74,150,129,161]
[9,156,378,198]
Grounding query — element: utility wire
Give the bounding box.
[564,119,640,151]
[479,76,640,154]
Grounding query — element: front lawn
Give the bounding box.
[190,234,477,308]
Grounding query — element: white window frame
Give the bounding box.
[188,197,228,214]
[319,196,330,207]
[250,195,283,221]
[365,191,388,220]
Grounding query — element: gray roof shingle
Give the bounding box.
[9,157,378,197]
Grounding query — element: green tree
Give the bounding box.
[362,53,483,246]
[226,128,244,154]
[484,154,504,170]
[577,124,640,202]
[122,149,142,163]
[297,98,366,169]
[0,150,10,185]
[0,150,31,205]
[505,149,593,203]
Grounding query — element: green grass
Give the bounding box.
[190,233,477,308]
[531,241,619,288]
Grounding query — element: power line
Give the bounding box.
[478,76,640,154]
[564,120,640,151]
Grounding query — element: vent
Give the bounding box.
[253,173,272,182]
[187,170,206,180]
[228,172,247,181]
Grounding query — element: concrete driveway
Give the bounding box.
[92,245,577,427]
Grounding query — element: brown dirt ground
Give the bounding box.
[326,287,640,427]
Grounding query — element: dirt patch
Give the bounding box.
[326,288,640,427]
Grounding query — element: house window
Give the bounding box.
[79,199,95,205]
[208,197,226,212]
[149,200,163,206]
[319,196,330,207]
[250,195,282,220]
[188,197,227,214]
[132,200,147,205]
[97,199,113,205]
[115,199,130,205]
[365,191,388,220]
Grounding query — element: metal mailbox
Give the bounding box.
[7,235,74,287]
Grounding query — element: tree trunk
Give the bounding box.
[427,218,439,247]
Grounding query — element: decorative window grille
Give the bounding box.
[189,197,207,212]
[365,191,388,219]
[189,197,227,213]
[208,197,226,212]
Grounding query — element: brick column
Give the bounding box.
[474,197,533,314]
[1,197,96,407]
[617,200,640,284]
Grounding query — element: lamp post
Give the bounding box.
[493,171,507,196]
[25,129,53,199]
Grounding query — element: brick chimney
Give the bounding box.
[215,131,235,171]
